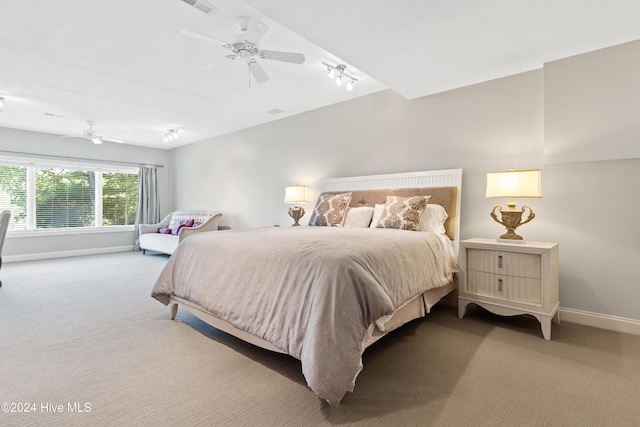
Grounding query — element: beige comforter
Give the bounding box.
[151,226,457,405]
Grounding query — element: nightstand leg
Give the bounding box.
[458,301,468,319]
[541,317,552,340]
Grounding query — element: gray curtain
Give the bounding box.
[135,166,160,250]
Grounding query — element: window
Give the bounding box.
[0,159,138,232]
[102,172,138,226]
[0,164,27,230]
[36,168,95,229]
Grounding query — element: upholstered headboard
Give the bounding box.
[321,169,462,255]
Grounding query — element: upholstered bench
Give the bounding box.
[139,210,222,255]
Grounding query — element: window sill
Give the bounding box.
[7,225,135,239]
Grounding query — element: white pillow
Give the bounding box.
[343,206,375,228]
[369,204,386,228]
[419,204,448,234]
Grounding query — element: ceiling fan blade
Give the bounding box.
[248,61,269,83]
[260,50,305,64]
[202,54,237,71]
[90,137,103,145]
[244,19,269,45]
[181,29,228,46]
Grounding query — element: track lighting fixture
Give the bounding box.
[322,62,357,91]
[163,128,180,143]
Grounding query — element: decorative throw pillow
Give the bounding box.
[308,192,353,226]
[171,219,195,235]
[376,195,431,231]
[343,206,375,228]
[158,227,172,234]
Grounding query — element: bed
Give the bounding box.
[151,168,462,405]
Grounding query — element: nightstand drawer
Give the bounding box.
[466,271,542,304]
[467,249,541,278]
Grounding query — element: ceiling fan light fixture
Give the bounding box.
[182,18,305,85]
[60,120,123,145]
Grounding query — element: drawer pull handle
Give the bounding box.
[498,255,503,268]
[498,279,503,292]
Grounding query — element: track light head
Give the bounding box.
[163,128,180,143]
[321,62,357,91]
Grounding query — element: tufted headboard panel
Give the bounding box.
[320,169,462,255]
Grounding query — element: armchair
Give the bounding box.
[139,210,222,255]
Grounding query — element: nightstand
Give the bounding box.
[458,238,560,340]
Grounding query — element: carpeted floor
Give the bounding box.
[1,252,639,426]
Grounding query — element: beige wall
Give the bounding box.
[171,44,640,323]
[544,39,640,164]
[172,70,544,229]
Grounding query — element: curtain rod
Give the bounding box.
[0,149,164,169]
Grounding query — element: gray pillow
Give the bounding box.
[376,195,431,231]
[308,192,353,226]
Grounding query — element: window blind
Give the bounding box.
[0,157,138,232]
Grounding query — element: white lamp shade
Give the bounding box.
[284,185,309,203]
[486,170,542,198]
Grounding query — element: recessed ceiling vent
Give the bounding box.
[181,0,218,15]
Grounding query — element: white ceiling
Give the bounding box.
[1,0,640,150]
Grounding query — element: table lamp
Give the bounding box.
[486,169,542,242]
[284,185,309,226]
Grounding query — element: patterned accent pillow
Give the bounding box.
[376,195,431,231]
[308,192,353,226]
[171,219,195,235]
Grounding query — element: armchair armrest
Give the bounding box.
[178,212,222,242]
[138,213,171,236]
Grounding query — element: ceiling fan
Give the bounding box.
[61,121,124,145]
[181,16,306,83]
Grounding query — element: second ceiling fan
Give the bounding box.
[61,121,123,145]
[182,16,306,84]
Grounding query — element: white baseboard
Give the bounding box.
[560,307,640,337]
[4,245,135,263]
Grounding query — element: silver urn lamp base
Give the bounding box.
[288,205,305,226]
[490,202,535,243]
